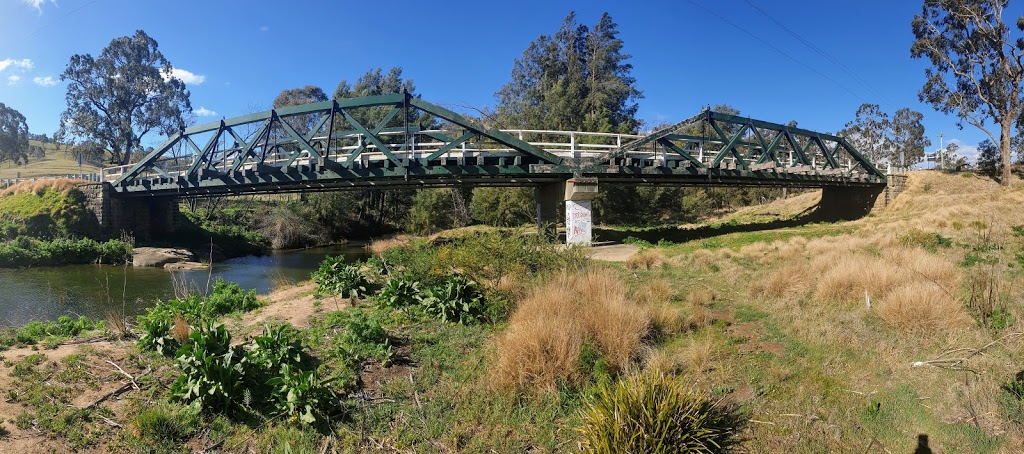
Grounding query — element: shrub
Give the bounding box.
[419,274,488,325]
[375,275,421,309]
[136,280,261,355]
[577,374,743,453]
[0,237,131,267]
[205,279,260,316]
[1,315,101,350]
[170,324,251,415]
[313,255,373,299]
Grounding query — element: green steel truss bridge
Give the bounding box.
[106,93,886,197]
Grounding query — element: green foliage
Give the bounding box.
[58,30,190,165]
[267,363,336,425]
[0,101,30,165]
[0,236,130,267]
[470,187,535,227]
[406,189,461,235]
[441,230,587,284]
[131,403,201,446]
[375,275,421,309]
[899,228,953,252]
[205,279,260,316]
[577,374,743,453]
[312,255,373,299]
[171,324,251,414]
[418,274,488,325]
[0,315,102,350]
[0,187,100,240]
[329,309,394,367]
[136,279,261,355]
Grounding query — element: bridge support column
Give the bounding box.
[81,183,179,240]
[564,178,599,245]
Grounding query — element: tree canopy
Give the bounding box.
[57,30,192,166]
[911,0,1024,184]
[0,102,30,165]
[495,12,642,133]
[839,103,930,168]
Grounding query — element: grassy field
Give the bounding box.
[0,140,102,179]
[1,171,1024,452]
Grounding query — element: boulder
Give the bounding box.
[132,247,198,268]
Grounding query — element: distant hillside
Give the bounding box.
[0,140,103,179]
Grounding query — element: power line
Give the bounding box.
[20,0,98,44]
[686,0,868,105]
[0,2,30,29]
[742,0,899,110]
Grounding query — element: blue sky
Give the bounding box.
[0,0,1015,161]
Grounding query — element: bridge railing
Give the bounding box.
[1,173,103,189]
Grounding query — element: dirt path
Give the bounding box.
[588,244,639,262]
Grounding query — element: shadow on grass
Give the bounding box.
[593,205,824,245]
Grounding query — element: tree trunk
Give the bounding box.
[1000,117,1013,186]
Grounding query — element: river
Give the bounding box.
[0,244,370,327]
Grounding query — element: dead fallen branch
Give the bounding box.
[912,332,1024,371]
[85,366,152,409]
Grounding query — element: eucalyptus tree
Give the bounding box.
[911,0,1024,184]
[0,102,29,165]
[889,108,932,167]
[57,30,192,166]
[839,104,892,164]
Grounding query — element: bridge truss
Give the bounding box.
[108,93,885,197]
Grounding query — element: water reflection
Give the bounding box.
[0,244,368,327]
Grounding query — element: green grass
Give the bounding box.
[660,222,855,255]
[0,140,101,179]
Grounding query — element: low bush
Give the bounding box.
[136,279,261,356]
[375,275,421,309]
[171,324,250,415]
[577,373,743,453]
[418,274,488,325]
[0,237,131,267]
[313,255,373,299]
[0,315,102,350]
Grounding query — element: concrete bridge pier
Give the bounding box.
[535,178,600,245]
[81,183,180,240]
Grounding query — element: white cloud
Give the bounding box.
[194,106,217,117]
[32,75,57,87]
[24,0,56,14]
[166,67,206,85]
[7,75,21,85]
[947,138,981,164]
[0,58,33,73]
[259,25,270,32]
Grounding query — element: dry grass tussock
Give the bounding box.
[645,334,718,376]
[812,246,960,308]
[875,282,970,334]
[752,261,814,299]
[492,270,655,393]
[366,236,412,255]
[0,178,86,197]
[625,249,666,270]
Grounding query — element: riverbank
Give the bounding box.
[2,172,1023,452]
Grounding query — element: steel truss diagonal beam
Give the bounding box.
[114,93,564,188]
[600,109,884,179]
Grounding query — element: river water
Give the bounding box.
[0,244,370,327]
